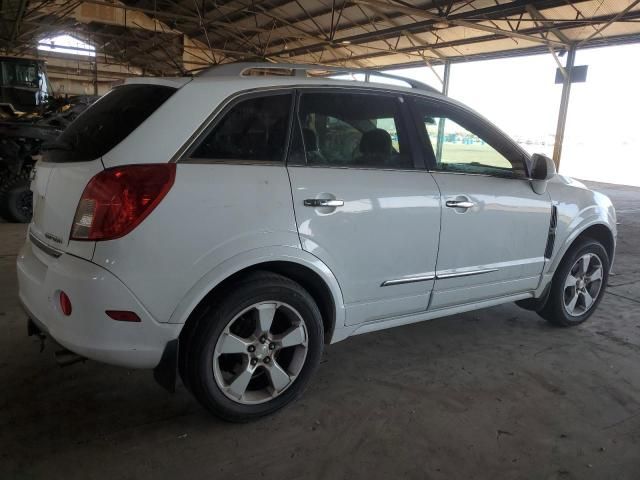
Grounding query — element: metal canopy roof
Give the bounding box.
[2,0,640,75]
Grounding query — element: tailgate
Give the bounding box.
[30,159,103,258]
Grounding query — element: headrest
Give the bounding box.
[302,128,318,151]
[359,128,392,155]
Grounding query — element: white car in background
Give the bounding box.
[17,63,616,422]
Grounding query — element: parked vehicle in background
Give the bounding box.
[17,63,616,422]
[0,56,96,222]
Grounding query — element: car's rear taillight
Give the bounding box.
[71,164,175,241]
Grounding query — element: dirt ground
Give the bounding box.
[1,180,639,480]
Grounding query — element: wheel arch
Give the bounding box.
[170,248,346,345]
[550,222,615,275]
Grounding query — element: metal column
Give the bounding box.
[552,46,576,170]
[92,62,99,96]
[435,61,451,162]
[441,60,451,95]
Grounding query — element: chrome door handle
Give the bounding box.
[445,200,474,209]
[304,199,344,208]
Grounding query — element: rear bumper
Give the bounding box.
[17,237,181,369]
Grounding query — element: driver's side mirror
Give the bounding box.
[530,153,556,194]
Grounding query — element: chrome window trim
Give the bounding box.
[174,84,435,165]
[289,164,420,173]
[428,170,526,180]
[180,158,284,166]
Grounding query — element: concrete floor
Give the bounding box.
[1,181,639,479]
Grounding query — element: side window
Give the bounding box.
[293,92,414,169]
[414,100,527,177]
[191,94,291,163]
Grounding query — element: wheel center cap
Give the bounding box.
[254,343,269,359]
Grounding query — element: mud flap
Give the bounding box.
[153,339,178,393]
[516,282,552,312]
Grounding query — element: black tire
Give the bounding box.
[182,271,324,422]
[0,172,32,223]
[538,238,609,327]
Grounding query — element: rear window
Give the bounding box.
[43,84,176,163]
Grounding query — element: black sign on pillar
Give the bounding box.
[555,65,588,84]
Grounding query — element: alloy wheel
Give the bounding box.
[563,253,604,317]
[212,301,309,404]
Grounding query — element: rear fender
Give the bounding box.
[168,246,348,343]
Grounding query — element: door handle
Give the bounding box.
[304,199,344,208]
[445,200,474,209]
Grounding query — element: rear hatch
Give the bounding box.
[30,83,179,257]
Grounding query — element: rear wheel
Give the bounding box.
[182,271,324,422]
[539,239,609,326]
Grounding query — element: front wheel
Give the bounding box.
[182,271,324,422]
[539,239,609,327]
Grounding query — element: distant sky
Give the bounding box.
[38,34,96,57]
[387,43,640,186]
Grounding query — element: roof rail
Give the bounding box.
[196,62,440,94]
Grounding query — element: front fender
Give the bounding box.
[547,177,616,274]
[167,245,347,342]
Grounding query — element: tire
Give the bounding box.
[182,271,324,422]
[0,172,32,223]
[539,238,609,327]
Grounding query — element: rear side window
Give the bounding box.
[44,84,176,163]
[189,94,292,163]
[291,92,414,169]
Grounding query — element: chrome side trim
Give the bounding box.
[29,232,63,258]
[381,274,435,287]
[436,268,499,279]
[381,268,499,287]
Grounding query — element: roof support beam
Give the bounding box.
[320,9,640,65]
[577,0,640,46]
[353,0,566,47]
[264,0,587,59]
[9,0,29,43]
[525,4,571,44]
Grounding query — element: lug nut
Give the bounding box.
[248,345,255,353]
[260,336,267,344]
[264,357,271,364]
[250,358,258,366]
[269,343,276,350]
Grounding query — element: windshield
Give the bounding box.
[43,84,176,163]
[1,61,40,88]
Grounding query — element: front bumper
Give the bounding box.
[17,237,181,369]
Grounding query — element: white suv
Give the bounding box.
[17,63,616,421]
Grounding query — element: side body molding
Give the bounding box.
[167,246,348,343]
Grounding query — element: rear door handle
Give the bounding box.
[304,199,344,208]
[445,200,474,209]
